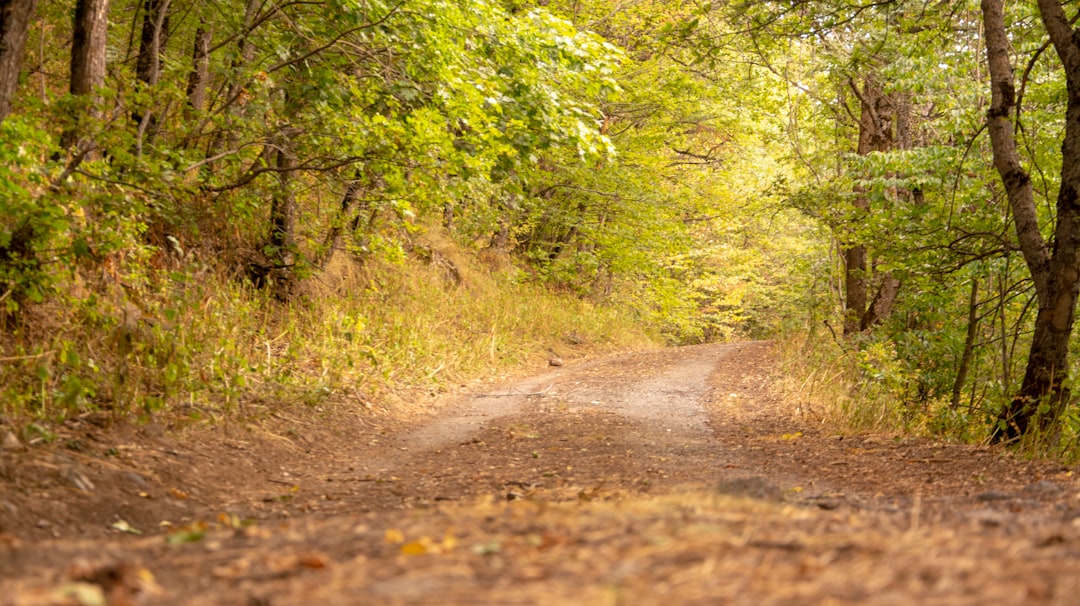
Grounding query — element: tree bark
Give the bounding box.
[860,274,901,330]
[842,242,867,334]
[0,0,38,123]
[859,94,920,331]
[843,76,893,335]
[185,18,211,114]
[983,0,1080,442]
[952,279,980,409]
[61,0,110,151]
[132,0,170,152]
[134,0,169,86]
[266,139,297,300]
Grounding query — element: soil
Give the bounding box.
[3,341,1080,605]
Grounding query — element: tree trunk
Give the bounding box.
[134,0,168,87]
[842,242,867,334]
[132,0,170,150]
[0,0,38,123]
[860,274,901,330]
[184,18,210,114]
[983,0,1080,442]
[860,92,921,331]
[952,279,981,409]
[60,0,110,151]
[843,76,893,335]
[267,140,297,300]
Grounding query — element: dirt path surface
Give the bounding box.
[4,341,1080,604]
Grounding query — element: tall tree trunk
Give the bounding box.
[0,0,38,123]
[132,0,170,152]
[860,274,901,330]
[267,138,297,300]
[60,0,110,151]
[134,0,168,86]
[983,0,1080,442]
[952,279,981,409]
[843,76,893,335]
[860,94,920,331]
[185,17,210,114]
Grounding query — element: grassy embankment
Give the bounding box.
[0,233,658,439]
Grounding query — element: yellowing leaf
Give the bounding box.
[385,528,405,544]
[401,540,429,555]
[110,520,141,535]
[441,531,458,552]
[53,582,106,606]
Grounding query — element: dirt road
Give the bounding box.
[4,341,1080,604]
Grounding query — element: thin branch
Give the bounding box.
[266,1,408,75]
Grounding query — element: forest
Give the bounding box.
[1,0,1080,454]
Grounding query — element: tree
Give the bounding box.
[132,0,171,151]
[184,6,211,115]
[982,0,1080,442]
[60,0,110,151]
[0,0,38,123]
[843,75,898,335]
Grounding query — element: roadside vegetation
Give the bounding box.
[0,0,811,439]
[3,0,1080,456]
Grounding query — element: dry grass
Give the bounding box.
[0,228,659,427]
[774,332,910,435]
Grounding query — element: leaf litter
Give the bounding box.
[3,341,1080,604]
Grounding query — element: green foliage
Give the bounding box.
[0,118,55,313]
[0,0,833,429]
[0,238,656,424]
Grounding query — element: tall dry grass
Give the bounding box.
[0,232,658,432]
[774,331,912,435]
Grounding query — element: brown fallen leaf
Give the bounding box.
[212,558,252,579]
[298,551,332,569]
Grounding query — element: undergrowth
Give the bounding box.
[776,331,985,441]
[777,330,1080,461]
[0,234,658,438]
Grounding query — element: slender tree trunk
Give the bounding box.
[134,0,169,86]
[61,0,110,151]
[983,0,1080,442]
[132,0,170,151]
[0,0,38,123]
[267,138,297,300]
[998,269,1012,393]
[185,18,210,114]
[952,279,980,409]
[860,92,919,330]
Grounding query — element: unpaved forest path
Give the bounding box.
[4,341,1080,604]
